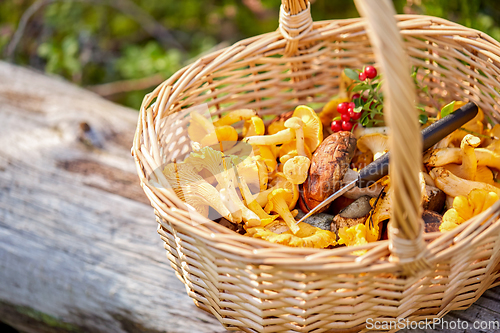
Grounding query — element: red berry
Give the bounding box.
[330,120,342,132]
[348,102,355,109]
[341,113,351,122]
[337,102,348,114]
[342,120,353,131]
[350,110,362,120]
[351,93,361,100]
[364,66,377,79]
[359,72,367,81]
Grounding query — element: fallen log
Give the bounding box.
[0,61,499,333]
[0,61,224,333]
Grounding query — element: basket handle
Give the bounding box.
[279,0,313,55]
[354,0,429,275]
[280,0,429,274]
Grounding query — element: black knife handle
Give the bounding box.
[357,102,478,188]
[421,102,478,151]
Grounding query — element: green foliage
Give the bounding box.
[38,36,81,79]
[115,42,181,80]
[412,0,500,41]
[0,0,499,109]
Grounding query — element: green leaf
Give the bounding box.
[440,101,456,118]
[419,114,428,125]
[332,116,341,121]
[351,84,367,92]
[344,68,359,81]
[360,113,370,126]
[354,106,363,113]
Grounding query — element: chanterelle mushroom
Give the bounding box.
[213,109,256,127]
[185,147,260,226]
[424,135,500,177]
[269,172,299,209]
[265,188,300,234]
[292,105,323,153]
[243,127,295,146]
[199,125,238,150]
[357,133,389,160]
[237,155,268,193]
[440,188,499,232]
[237,173,277,226]
[244,105,322,152]
[163,162,232,221]
[283,156,310,185]
[282,117,311,184]
[429,167,500,198]
[245,221,336,248]
[458,134,480,180]
[242,116,265,137]
[441,134,495,183]
[278,141,312,162]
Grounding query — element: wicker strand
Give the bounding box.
[355,0,430,275]
[279,1,313,56]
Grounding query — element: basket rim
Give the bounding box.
[133,13,500,265]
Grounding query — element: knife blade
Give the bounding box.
[296,102,478,224]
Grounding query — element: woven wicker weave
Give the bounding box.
[132,0,500,331]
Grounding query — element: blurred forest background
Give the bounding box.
[1,0,500,109]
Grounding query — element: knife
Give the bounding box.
[296,102,479,224]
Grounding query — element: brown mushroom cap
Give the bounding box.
[302,131,357,212]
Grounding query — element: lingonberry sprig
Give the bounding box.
[330,66,384,133]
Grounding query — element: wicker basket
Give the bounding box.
[132,0,500,331]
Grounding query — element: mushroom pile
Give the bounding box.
[162,93,500,251]
[422,102,500,232]
[161,105,339,249]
